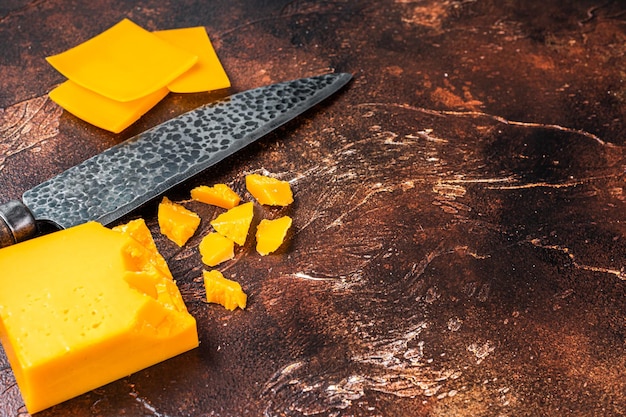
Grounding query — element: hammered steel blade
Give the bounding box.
[20,73,351,229]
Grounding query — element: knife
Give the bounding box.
[0,72,352,248]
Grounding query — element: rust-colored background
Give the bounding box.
[1,1,625,416]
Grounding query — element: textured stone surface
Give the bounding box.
[0,1,625,416]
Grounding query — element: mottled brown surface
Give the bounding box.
[1,0,626,416]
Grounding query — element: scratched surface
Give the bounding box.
[1,0,625,416]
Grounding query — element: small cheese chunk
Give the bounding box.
[46,19,198,102]
[191,184,241,209]
[49,80,168,133]
[154,27,231,93]
[0,221,198,414]
[245,174,294,206]
[203,270,247,310]
[210,201,254,246]
[256,216,293,255]
[199,232,235,267]
[158,197,201,246]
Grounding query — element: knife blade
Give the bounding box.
[0,72,352,247]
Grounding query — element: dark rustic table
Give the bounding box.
[1,1,625,416]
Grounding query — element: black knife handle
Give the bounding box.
[0,200,37,248]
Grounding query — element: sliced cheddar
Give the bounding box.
[49,80,168,133]
[246,174,294,206]
[199,232,235,267]
[203,270,247,310]
[0,221,198,414]
[191,184,241,209]
[256,216,293,255]
[46,19,198,102]
[154,26,231,93]
[210,201,254,246]
[158,197,201,246]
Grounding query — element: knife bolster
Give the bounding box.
[0,200,37,248]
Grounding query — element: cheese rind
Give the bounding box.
[0,221,198,414]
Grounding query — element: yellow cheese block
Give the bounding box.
[256,216,293,255]
[203,270,247,310]
[0,221,198,414]
[46,19,198,102]
[191,183,241,209]
[158,197,201,246]
[245,174,294,206]
[154,27,231,93]
[210,201,254,246]
[199,232,235,267]
[49,80,168,133]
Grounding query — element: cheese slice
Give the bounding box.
[154,27,231,93]
[46,19,198,102]
[49,80,168,133]
[0,221,198,414]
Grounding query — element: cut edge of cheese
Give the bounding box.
[154,26,231,93]
[45,18,198,102]
[112,218,172,279]
[49,80,168,133]
[0,221,198,414]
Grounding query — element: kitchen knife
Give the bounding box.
[0,72,352,248]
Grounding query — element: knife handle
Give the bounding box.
[0,200,37,248]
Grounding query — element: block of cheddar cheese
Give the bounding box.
[0,221,198,414]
